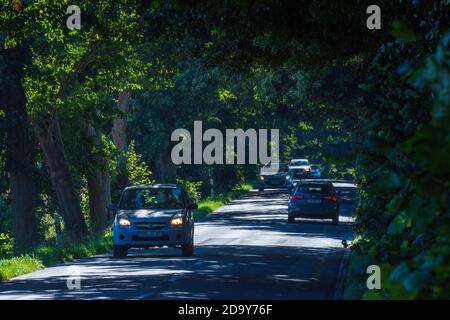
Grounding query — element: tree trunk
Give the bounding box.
[35,115,88,241]
[87,169,111,233]
[87,123,112,233]
[1,46,38,250]
[112,90,131,153]
[112,89,131,188]
[155,149,177,183]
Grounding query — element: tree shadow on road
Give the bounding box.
[0,244,344,300]
[0,186,356,300]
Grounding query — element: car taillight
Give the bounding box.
[290,195,305,201]
[324,196,337,202]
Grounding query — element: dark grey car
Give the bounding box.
[287,181,339,224]
[258,163,292,191]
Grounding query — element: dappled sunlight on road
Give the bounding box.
[0,182,356,300]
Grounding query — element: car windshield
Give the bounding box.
[260,163,289,174]
[297,184,330,194]
[119,188,184,209]
[290,160,309,166]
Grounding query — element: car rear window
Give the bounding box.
[297,184,331,194]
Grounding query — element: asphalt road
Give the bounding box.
[0,182,356,300]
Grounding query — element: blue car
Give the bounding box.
[288,180,339,224]
[110,184,197,258]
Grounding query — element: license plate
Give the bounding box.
[307,199,322,204]
[141,230,163,237]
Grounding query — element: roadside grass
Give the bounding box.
[0,182,253,283]
[194,199,225,219]
[33,231,113,266]
[193,183,252,220]
[0,231,113,283]
[0,256,44,282]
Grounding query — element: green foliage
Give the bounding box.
[0,198,12,254]
[0,196,11,231]
[1,0,149,242]
[125,140,154,185]
[351,0,450,299]
[391,20,417,43]
[176,179,203,203]
[3,1,447,299]
[232,183,253,193]
[0,233,13,258]
[37,211,57,242]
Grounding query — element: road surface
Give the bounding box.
[0,182,355,300]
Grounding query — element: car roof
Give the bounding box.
[298,180,332,185]
[124,184,180,190]
[290,159,308,162]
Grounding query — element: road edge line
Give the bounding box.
[334,248,350,300]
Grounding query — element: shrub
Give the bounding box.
[351,5,450,299]
[125,140,154,185]
[0,233,13,258]
[176,178,203,203]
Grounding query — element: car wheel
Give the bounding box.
[332,213,339,225]
[288,215,295,223]
[113,245,128,258]
[182,229,194,256]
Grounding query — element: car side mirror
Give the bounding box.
[189,203,198,210]
[107,203,118,212]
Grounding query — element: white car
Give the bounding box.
[288,159,312,179]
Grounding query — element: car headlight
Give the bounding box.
[118,215,131,228]
[170,216,184,226]
[285,175,291,180]
[260,176,265,180]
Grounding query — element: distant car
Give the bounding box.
[310,165,321,178]
[110,184,197,258]
[289,159,309,167]
[288,159,312,179]
[288,180,339,224]
[259,162,292,191]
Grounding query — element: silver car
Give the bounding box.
[110,184,197,258]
